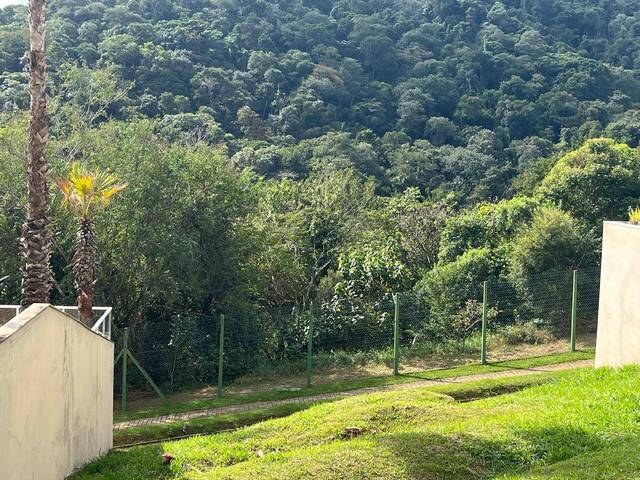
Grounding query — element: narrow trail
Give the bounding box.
[114,359,593,431]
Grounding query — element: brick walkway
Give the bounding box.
[114,359,592,431]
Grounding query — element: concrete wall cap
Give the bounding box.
[602,221,640,230]
[0,303,112,344]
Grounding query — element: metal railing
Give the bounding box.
[0,305,112,340]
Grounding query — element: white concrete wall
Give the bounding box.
[596,222,640,367]
[0,304,113,480]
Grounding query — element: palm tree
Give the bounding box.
[21,0,52,306]
[56,163,126,326]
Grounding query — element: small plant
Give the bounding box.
[499,320,553,346]
[629,207,640,225]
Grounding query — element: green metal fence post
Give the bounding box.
[571,270,578,352]
[481,281,488,365]
[393,293,400,376]
[217,314,225,398]
[306,304,314,388]
[121,327,129,411]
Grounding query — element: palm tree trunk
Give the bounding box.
[75,217,97,327]
[21,0,52,306]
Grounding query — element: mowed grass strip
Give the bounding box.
[115,350,594,423]
[74,364,640,480]
[114,371,564,446]
[113,403,315,447]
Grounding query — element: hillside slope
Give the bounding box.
[2,0,640,149]
[74,367,640,479]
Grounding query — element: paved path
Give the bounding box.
[114,359,592,431]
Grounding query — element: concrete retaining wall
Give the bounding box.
[596,221,640,367]
[0,304,113,480]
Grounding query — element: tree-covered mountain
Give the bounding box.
[3,0,640,165]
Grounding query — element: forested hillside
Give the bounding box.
[1,0,640,387]
[3,0,640,160]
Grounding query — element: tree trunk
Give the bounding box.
[21,0,52,307]
[74,217,97,327]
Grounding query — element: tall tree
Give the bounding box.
[21,0,52,306]
[56,163,126,326]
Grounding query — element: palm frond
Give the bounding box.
[55,162,126,217]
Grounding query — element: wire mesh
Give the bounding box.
[396,285,483,372]
[112,266,600,406]
[575,266,600,346]
[310,293,396,381]
[483,269,572,362]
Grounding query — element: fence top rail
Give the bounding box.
[0,305,112,340]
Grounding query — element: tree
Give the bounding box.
[21,0,53,306]
[385,188,452,272]
[417,247,497,340]
[508,206,595,280]
[536,138,640,226]
[507,206,597,325]
[237,106,270,140]
[56,163,126,325]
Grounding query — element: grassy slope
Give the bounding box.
[114,371,564,446]
[115,350,593,422]
[75,364,640,480]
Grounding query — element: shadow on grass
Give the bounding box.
[74,424,605,479]
[378,426,603,480]
[70,444,176,480]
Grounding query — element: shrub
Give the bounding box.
[498,320,554,345]
[417,248,499,340]
[629,207,640,225]
[507,206,596,280]
[536,138,640,226]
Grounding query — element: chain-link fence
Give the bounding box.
[113,267,600,410]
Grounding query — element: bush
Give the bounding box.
[416,248,499,340]
[536,138,640,226]
[508,206,596,281]
[498,320,554,345]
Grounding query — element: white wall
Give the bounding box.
[596,222,640,367]
[0,304,113,480]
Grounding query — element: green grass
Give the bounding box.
[113,403,314,447]
[114,371,566,446]
[72,362,640,480]
[115,350,593,422]
[500,438,640,479]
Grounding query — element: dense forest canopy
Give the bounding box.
[2,0,640,154]
[1,0,640,386]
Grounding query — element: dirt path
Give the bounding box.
[114,359,592,431]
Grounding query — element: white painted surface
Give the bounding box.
[595,222,640,367]
[0,0,26,7]
[0,304,113,480]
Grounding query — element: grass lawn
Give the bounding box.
[113,370,567,446]
[74,362,640,480]
[115,350,593,422]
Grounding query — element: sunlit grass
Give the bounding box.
[73,363,640,480]
[115,350,593,422]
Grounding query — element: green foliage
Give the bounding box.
[508,207,596,281]
[629,207,640,225]
[506,208,596,329]
[3,0,640,191]
[536,138,640,226]
[4,0,640,388]
[439,196,539,263]
[417,248,498,340]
